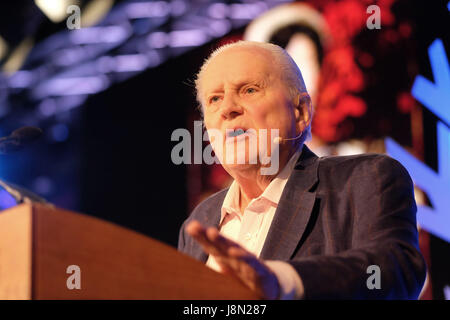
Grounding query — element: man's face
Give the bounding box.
[199,46,301,173]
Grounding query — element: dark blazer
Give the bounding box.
[178,145,426,299]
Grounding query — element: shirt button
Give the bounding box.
[244,233,252,240]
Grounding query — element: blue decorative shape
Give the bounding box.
[386,128,450,243]
[411,39,450,126]
[0,188,18,210]
[445,285,450,300]
[387,36,450,243]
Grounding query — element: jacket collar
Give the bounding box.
[191,144,320,263]
[218,150,302,225]
[259,144,320,260]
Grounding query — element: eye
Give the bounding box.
[209,95,221,104]
[246,87,256,94]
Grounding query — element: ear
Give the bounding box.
[293,92,313,133]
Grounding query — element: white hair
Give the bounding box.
[194,40,312,143]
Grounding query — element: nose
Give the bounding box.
[220,94,243,120]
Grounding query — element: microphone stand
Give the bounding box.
[0,179,51,206]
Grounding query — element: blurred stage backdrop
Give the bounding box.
[0,0,448,299]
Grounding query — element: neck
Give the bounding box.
[229,147,297,212]
[235,173,271,212]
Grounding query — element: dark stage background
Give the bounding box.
[0,0,448,299]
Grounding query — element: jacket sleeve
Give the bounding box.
[287,156,427,299]
[177,219,187,252]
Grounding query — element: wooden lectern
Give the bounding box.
[0,203,259,300]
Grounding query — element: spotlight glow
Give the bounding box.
[35,0,79,23]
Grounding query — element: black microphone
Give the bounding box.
[0,126,43,154]
[0,126,50,205]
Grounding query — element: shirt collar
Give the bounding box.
[220,149,302,224]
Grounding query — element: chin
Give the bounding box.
[222,162,259,177]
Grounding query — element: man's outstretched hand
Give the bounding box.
[185,220,280,300]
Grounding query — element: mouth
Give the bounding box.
[224,127,254,144]
[227,128,246,138]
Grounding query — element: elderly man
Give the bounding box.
[178,41,426,299]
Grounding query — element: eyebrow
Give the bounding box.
[205,78,268,96]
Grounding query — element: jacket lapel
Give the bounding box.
[259,145,319,261]
[190,191,225,263]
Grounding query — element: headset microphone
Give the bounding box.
[273,132,303,145]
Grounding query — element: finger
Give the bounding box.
[215,246,259,279]
[187,221,265,280]
[220,246,272,288]
[186,222,277,299]
[205,227,242,253]
[203,228,261,273]
[186,221,215,244]
[187,221,242,258]
[185,220,206,237]
[214,253,266,298]
[186,221,228,256]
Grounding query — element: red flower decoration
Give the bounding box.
[323,0,367,44]
[397,92,416,113]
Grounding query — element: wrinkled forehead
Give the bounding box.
[199,47,279,97]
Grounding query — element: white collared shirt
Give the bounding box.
[206,150,305,299]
